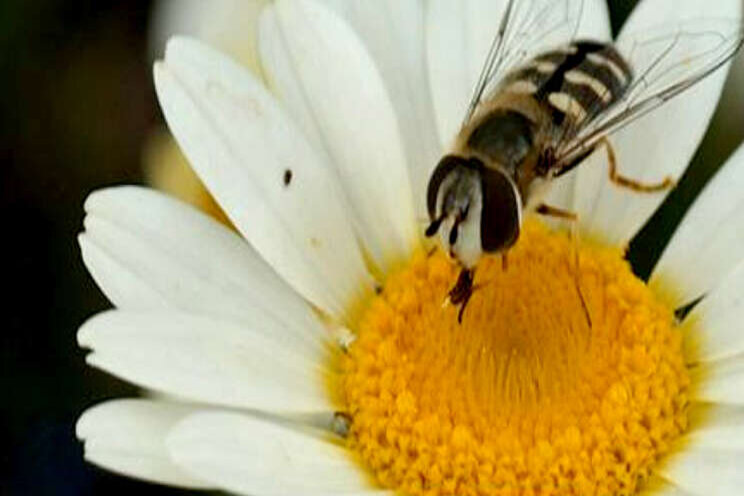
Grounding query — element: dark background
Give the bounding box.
[1,1,741,494]
[1,1,188,495]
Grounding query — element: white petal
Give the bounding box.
[257,7,327,158]
[79,233,169,308]
[657,448,744,496]
[570,0,611,42]
[259,0,419,272]
[76,399,211,489]
[639,479,694,496]
[149,0,206,55]
[426,0,506,148]
[681,259,744,363]
[167,411,380,495]
[154,36,374,320]
[710,41,744,158]
[683,404,744,451]
[650,144,744,306]
[78,310,337,413]
[319,0,442,220]
[149,0,267,75]
[426,0,611,148]
[81,186,326,344]
[691,354,744,405]
[541,171,580,230]
[573,0,741,245]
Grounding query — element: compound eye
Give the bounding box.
[480,168,521,252]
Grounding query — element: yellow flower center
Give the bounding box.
[340,221,690,496]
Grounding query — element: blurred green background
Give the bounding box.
[0,0,741,494]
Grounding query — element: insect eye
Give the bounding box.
[479,168,521,252]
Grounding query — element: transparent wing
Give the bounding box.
[463,0,588,126]
[555,18,744,169]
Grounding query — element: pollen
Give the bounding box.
[341,220,689,496]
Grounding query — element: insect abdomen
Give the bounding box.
[503,41,633,128]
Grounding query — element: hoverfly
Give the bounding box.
[425,0,744,321]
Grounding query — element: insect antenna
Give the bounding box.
[425,215,445,237]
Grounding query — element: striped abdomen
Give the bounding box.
[501,40,633,129]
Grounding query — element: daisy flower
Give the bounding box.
[77,0,744,495]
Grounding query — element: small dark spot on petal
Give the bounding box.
[283,169,293,186]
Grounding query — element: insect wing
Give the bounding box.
[555,18,744,169]
[463,0,590,126]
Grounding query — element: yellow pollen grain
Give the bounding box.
[341,220,689,496]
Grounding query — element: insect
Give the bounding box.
[425,0,744,322]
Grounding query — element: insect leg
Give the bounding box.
[568,221,593,330]
[448,268,475,324]
[599,137,676,192]
[535,203,578,220]
[536,204,592,328]
[556,139,676,194]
